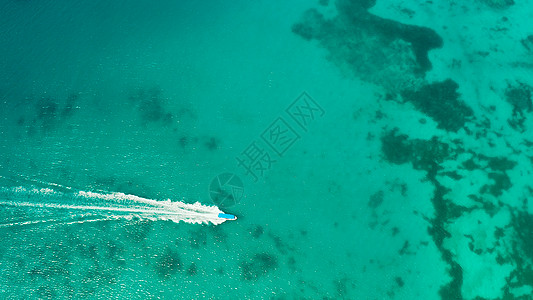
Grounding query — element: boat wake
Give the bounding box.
[0,179,229,228]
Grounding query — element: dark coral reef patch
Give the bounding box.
[480,0,515,9]
[154,246,182,278]
[240,253,278,281]
[128,87,173,126]
[19,93,80,136]
[505,81,532,132]
[292,0,443,90]
[400,79,474,132]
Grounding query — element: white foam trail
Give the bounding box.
[0,185,229,226]
[0,216,117,228]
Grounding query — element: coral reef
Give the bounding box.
[154,246,182,278]
[128,87,173,126]
[400,79,474,132]
[480,0,515,9]
[240,253,278,281]
[292,0,443,91]
[17,93,80,136]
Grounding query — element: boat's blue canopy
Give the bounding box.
[218,213,235,219]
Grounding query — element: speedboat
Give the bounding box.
[218,213,237,220]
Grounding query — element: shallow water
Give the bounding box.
[1,0,532,299]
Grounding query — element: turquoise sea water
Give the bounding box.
[1,0,533,299]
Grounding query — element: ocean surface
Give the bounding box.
[1,0,532,299]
